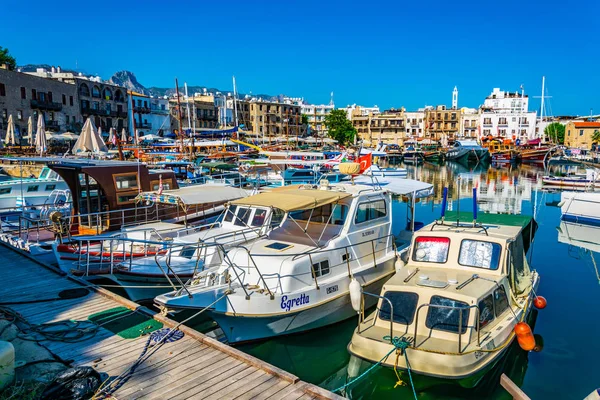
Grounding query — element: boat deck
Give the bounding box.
[0,243,341,399]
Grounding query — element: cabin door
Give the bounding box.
[77,173,109,234]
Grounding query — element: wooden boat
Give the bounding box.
[485,139,519,163]
[347,206,541,390]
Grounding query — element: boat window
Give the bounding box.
[224,205,237,223]
[478,294,494,329]
[117,193,138,204]
[234,207,252,226]
[27,185,39,192]
[425,295,470,334]
[0,188,11,195]
[494,285,509,317]
[378,291,419,325]
[251,209,267,227]
[45,184,56,191]
[270,209,285,227]
[114,174,139,191]
[412,237,450,263]
[354,200,386,224]
[290,203,348,225]
[312,260,330,277]
[458,240,501,270]
[38,168,49,179]
[179,246,197,259]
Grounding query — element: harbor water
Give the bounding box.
[236,160,599,399]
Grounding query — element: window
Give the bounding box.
[580,130,584,136]
[45,184,56,191]
[478,294,494,329]
[354,200,386,224]
[2,109,7,119]
[79,83,90,97]
[62,94,66,105]
[31,89,37,100]
[114,174,139,191]
[224,205,237,222]
[0,188,12,195]
[311,260,330,277]
[117,193,137,204]
[17,110,22,120]
[290,204,348,225]
[412,236,450,263]
[92,86,101,98]
[69,96,74,106]
[92,101,100,110]
[379,291,419,324]
[458,240,501,270]
[20,87,26,99]
[0,83,5,96]
[66,115,69,124]
[27,185,39,192]
[179,246,197,259]
[494,285,509,317]
[251,209,267,227]
[234,207,252,227]
[426,295,470,334]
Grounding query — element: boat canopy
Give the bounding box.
[231,187,351,212]
[200,162,238,170]
[136,185,248,206]
[352,177,434,199]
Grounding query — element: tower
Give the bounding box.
[452,86,458,109]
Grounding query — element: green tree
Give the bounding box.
[544,122,565,144]
[592,130,600,144]
[324,109,356,146]
[0,46,16,70]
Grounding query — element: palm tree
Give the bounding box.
[592,130,600,144]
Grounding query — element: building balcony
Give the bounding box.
[483,123,493,127]
[30,99,62,111]
[117,110,128,118]
[150,108,170,115]
[110,111,118,117]
[46,121,60,131]
[134,106,151,114]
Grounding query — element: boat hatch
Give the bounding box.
[417,277,449,289]
[412,236,450,263]
[265,242,293,251]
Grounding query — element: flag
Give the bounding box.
[158,175,164,195]
[358,153,372,173]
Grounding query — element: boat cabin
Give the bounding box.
[47,159,179,235]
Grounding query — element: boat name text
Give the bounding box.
[281,294,309,312]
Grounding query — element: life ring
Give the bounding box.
[240,163,251,172]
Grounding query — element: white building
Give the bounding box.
[479,88,537,140]
[343,104,380,120]
[404,111,425,138]
[129,92,170,136]
[460,107,479,138]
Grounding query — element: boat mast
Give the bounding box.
[233,76,239,129]
[540,76,545,142]
[175,78,184,152]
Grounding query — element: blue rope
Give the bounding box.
[334,336,418,400]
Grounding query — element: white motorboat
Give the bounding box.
[542,169,599,188]
[155,177,434,343]
[363,165,408,178]
[560,191,600,225]
[0,166,68,209]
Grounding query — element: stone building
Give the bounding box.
[76,78,128,133]
[564,121,600,150]
[0,66,80,141]
[424,105,461,140]
[233,99,302,138]
[353,108,407,145]
[169,95,219,134]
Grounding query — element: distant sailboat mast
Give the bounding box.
[233,76,239,129]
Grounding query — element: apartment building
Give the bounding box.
[564,121,600,150]
[424,105,461,140]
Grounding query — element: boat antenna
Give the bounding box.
[472,187,477,227]
[456,176,461,226]
[440,187,448,223]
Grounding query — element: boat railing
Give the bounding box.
[412,303,481,354]
[226,234,396,294]
[67,202,161,236]
[16,215,52,243]
[174,221,222,238]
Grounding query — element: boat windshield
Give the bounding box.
[458,240,501,270]
[379,291,419,325]
[412,237,450,263]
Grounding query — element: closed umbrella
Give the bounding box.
[27,116,33,145]
[121,128,127,143]
[35,114,47,156]
[5,115,16,145]
[72,117,108,154]
[107,128,116,145]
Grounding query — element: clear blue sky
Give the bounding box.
[1,0,598,115]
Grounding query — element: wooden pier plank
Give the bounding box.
[0,243,342,400]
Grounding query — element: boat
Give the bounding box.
[347,203,541,389]
[445,140,490,164]
[0,165,69,209]
[542,169,599,188]
[155,176,434,343]
[485,139,519,163]
[363,165,407,178]
[560,191,600,225]
[517,139,556,164]
[402,141,424,165]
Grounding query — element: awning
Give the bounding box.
[352,176,434,199]
[231,187,351,212]
[136,184,249,206]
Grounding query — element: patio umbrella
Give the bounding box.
[121,128,127,143]
[134,129,140,143]
[72,117,108,154]
[60,132,80,141]
[98,126,103,140]
[5,115,16,145]
[35,114,47,156]
[27,116,33,145]
[107,128,115,145]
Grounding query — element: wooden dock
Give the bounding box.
[0,243,343,399]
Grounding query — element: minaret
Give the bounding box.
[452,86,458,109]
[329,91,334,106]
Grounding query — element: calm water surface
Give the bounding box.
[238,160,599,399]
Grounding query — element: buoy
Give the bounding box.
[514,322,536,351]
[0,341,15,391]
[533,296,547,309]
[349,279,363,313]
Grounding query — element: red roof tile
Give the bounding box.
[573,122,600,128]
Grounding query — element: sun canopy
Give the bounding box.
[136,184,249,206]
[231,187,351,212]
[352,176,434,199]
